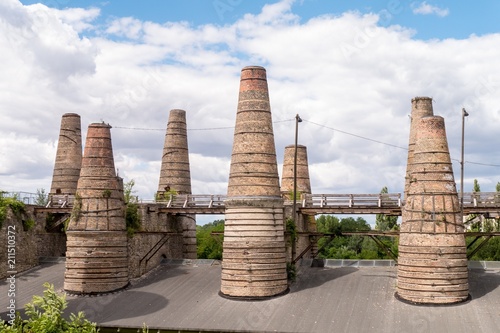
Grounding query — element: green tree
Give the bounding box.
[197,220,224,259]
[316,215,371,259]
[375,187,399,231]
[0,282,98,332]
[34,188,48,207]
[473,179,481,192]
[124,179,141,236]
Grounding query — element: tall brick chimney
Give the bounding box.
[157,109,192,196]
[64,123,129,294]
[49,113,82,201]
[397,115,469,304]
[281,144,312,197]
[404,97,434,200]
[157,109,196,259]
[281,144,317,258]
[221,66,288,298]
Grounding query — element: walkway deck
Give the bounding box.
[1,259,500,332]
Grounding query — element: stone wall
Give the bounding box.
[127,203,185,278]
[0,203,194,281]
[0,206,66,280]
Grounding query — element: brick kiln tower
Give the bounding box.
[64,123,129,294]
[49,113,82,200]
[404,97,434,200]
[221,66,288,298]
[281,144,317,258]
[157,109,196,259]
[397,115,469,304]
[281,144,312,197]
[157,109,192,196]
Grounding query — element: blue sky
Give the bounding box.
[19,0,500,40]
[3,0,500,226]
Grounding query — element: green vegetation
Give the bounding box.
[124,179,141,237]
[0,283,98,332]
[197,220,224,259]
[375,187,399,232]
[155,188,178,202]
[316,215,399,260]
[286,262,297,282]
[0,191,27,230]
[34,188,48,207]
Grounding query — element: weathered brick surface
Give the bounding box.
[227,66,280,198]
[156,109,196,259]
[157,109,192,196]
[281,145,312,196]
[65,123,128,294]
[404,97,434,198]
[222,66,287,298]
[397,115,469,304]
[49,113,82,197]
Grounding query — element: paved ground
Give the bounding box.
[1,259,500,332]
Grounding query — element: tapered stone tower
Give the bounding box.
[397,115,469,304]
[281,144,312,197]
[281,144,317,258]
[49,113,82,201]
[157,109,192,196]
[221,66,288,298]
[157,109,196,259]
[64,123,129,294]
[404,97,434,199]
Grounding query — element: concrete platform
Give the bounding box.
[1,259,500,332]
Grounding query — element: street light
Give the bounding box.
[292,114,302,262]
[460,108,469,217]
[292,114,302,222]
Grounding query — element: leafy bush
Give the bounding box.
[0,192,26,230]
[0,282,98,332]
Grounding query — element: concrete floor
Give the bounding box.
[1,259,500,332]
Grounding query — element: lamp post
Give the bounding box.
[460,108,469,217]
[292,114,302,262]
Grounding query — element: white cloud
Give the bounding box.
[412,1,449,17]
[2,0,500,209]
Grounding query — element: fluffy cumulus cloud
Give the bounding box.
[1,0,500,212]
[411,1,449,17]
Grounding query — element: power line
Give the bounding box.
[114,118,500,168]
[113,118,295,132]
[301,119,408,151]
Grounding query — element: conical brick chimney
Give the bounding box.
[404,97,434,200]
[221,66,288,298]
[281,144,312,197]
[281,144,317,258]
[157,109,192,196]
[397,115,469,304]
[64,122,129,294]
[49,113,82,201]
[156,109,196,259]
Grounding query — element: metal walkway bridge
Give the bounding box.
[35,192,500,216]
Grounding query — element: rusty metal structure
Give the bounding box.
[49,113,82,205]
[64,123,129,294]
[157,109,196,259]
[397,115,469,304]
[221,66,288,298]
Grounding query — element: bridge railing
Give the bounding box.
[301,193,402,208]
[157,194,227,209]
[463,192,500,207]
